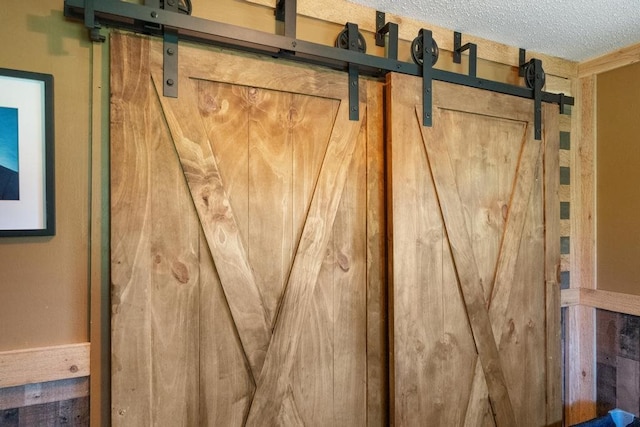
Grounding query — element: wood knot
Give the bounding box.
[337,252,350,272]
[246,87,261,105]
[171,261,190,284]
[283,107,301,129]
[199,93,220,116]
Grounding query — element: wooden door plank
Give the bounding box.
[198,232,254,427]
[110,32,153,426]
[464,361,492,425]
[245,99,365,426]
[416,107,517,427]
[148,74,201,427]
[196,80,250,269]
[246,89,295,325]
[246,89,337,327]
[364,79,387,427]
[463,124,542,425]
[488,131,541,324]
[288,96,340,426]
[150,69,271,380]
[333,118,368,426]
[291,242,335,425]
[388,73,449,426]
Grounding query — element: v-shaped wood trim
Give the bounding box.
[462,118,543,426]
[416,107,517,427]
[154,69,365,423]
[245,100,365,425]
[152,71,271,381]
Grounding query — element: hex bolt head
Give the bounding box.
[167,48,175,55]
[167,79,174,86]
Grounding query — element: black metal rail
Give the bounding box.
[64,0,573,138]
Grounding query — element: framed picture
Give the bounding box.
[0,68,54,237]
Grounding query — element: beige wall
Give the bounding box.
[597,61,640,296]
[0,1,91,350]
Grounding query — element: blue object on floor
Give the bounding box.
[571,409,639,427]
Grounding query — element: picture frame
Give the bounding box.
[0,68,55,237]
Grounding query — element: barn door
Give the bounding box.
[110,32,386,426]
[387,73,561,426]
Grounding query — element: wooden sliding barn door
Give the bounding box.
[110,32,386,426]
[387,73,561,426]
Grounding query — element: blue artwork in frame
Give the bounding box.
[0,106,20,200]
[0,68,54,237]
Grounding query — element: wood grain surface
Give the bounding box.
[111,32,385,426]
[388,73,560,426]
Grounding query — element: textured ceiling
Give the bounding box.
[348,0,640,61]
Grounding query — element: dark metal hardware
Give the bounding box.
[275,0,296,39]
[453,32,477,78]
[376,21,398,60]
[410,33,439,66]
[335,26,367,53]
[519,48,527,77]
[420,29,433,127]
[346,23,360,121]
[375,11,385,47]
[161,0,192,15]
[375,12,399,60]
[162,0,179,97]
[84,0,105,42]
[531,58,543,140]
[64,0,574,129]
[523,58,546,89]
[163,30,178,97]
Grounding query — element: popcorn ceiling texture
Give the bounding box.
[349,0,640,61]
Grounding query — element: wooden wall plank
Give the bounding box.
[0,344,89,389]
[1,397,90,426]
[565,305,596,423]
[580,289,640,317]
[571,77,596,293]
[564,72,597,424]
[561,289,581,307]
[0,378,89,411]
[586,290,640,316]
[544,102,562,426]
[578,42,640,77]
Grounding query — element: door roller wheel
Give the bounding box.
[334,29,367,53]
[411,35,439,66]
[523,59,546,89]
